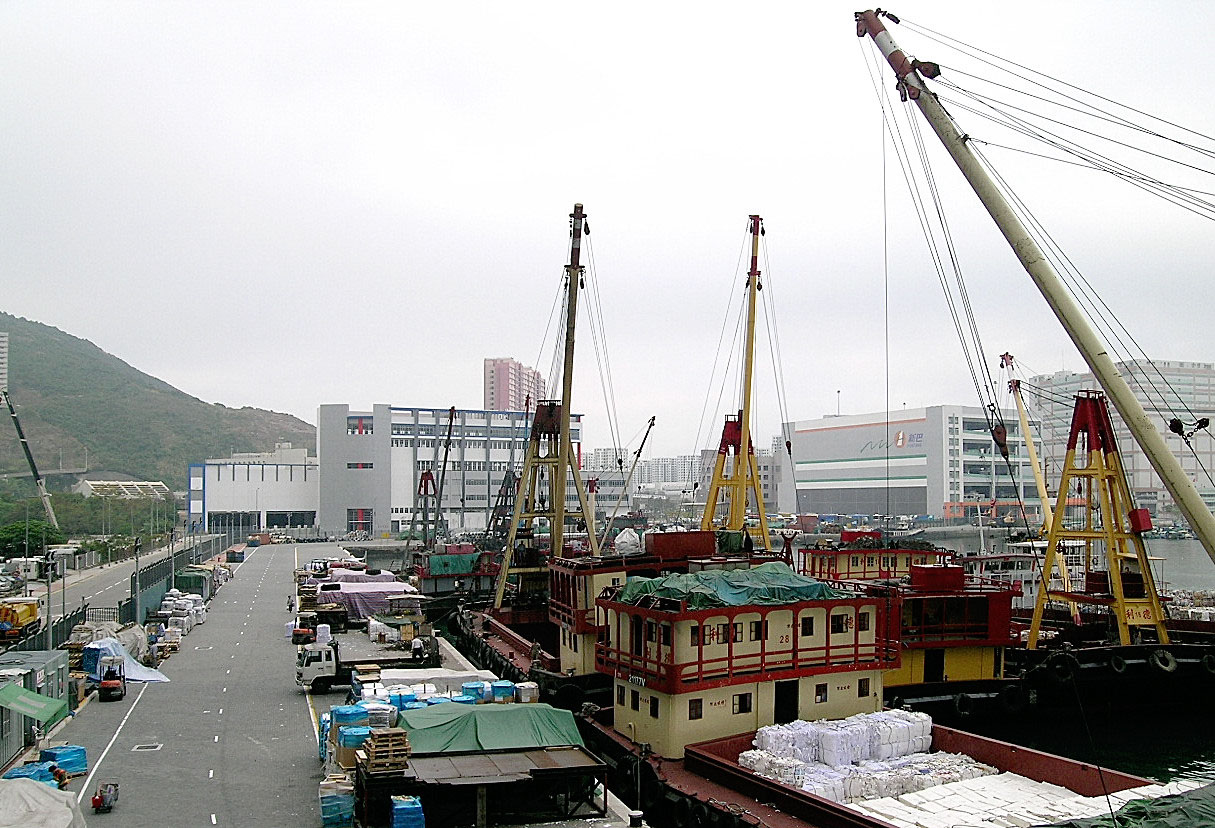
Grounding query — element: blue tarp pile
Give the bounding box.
[337,726,371,749]
[2,762,58,788]
[391,795,425,828]
[38,746,86,775]
[616,561,843,608]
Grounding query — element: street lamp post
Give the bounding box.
[51,550,72,649]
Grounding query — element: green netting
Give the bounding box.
[1038,783,1215,827]
[393,702,584,755]
[425,553,481,576]
[615,561,842,608]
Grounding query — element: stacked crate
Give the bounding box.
[356,727,411,774]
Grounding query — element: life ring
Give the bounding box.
[1149,648,1178,674]
[953,693,974,717]
[1108,653,1128,675]
[1202,653,1215,676]
[1047,653,1078,684]
[998,684,1028,715]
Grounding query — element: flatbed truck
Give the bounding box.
[295,631,440,693]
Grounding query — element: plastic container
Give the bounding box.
[426,696,451,705]
[330,705,369,726]
[403,702,428,710]
[461,681,485,700]
[316,623,332,643]
[451,694,476,705]
[390,795,425,828]
[337,725,371,748]
[516,681,539,703]
[491,680,515,703]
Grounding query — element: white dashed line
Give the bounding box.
[218,708,223,715]
[214,735,219,742]
[209,769,214,779]
[211,814,217,825]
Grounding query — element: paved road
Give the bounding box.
[50,543,321,827]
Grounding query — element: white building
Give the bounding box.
[317,404,631,538]
[1029,360,1215,516]
[186,443,318,535]
[780,405,1043,521]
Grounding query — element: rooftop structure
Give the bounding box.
[73,480,172,499]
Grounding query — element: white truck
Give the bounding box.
[296,632,440,693]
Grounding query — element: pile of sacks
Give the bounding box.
[739,711,997,804]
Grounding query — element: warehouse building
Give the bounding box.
[317,404,631,538]
[1028,360,1215,516]
[779,405,1043,521]
[186,443,319,536]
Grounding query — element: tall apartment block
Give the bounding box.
[483,357,546,412]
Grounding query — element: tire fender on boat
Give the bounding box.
[1047,652,1079,684]
[692,800,711,826]
[953,693,974,717]
[998,684,1028,715]
[1108,653,1128,675]
[671,795,693,828]
[1202,653,1215,676]
[1149,648,1178,674]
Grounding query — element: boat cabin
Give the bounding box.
[801,546,954,581]
[594,562,898,758]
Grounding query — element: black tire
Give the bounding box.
[1109,654,1128,675]
[1202,653,1215,676]
[553,683,585,711]
[693,801,711,826]
[311,678,330,694]
[1047,653,1078,684]
[671,796,693,828]
[998,684,1028,715]
[1149,648,1178,674]
[953,693,974,717]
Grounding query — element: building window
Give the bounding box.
[858,611,871,632]
[650,697,659,719]
[617,685,625,706]
[801,616,814,637]
[815,683,828,704]
[830,614,847,634]
[631,689,640,711]
[690,625,700,647]
[733,692,753,715]
[749,620,767,641]
[346,462,373,469]
[346,416,374,435]
[688,698,703,720]
[858,678,871,698]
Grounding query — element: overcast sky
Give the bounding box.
[3,2,1213,460]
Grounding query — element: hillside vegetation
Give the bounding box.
[0,311,315,488]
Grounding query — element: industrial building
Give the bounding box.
[1028,360,1215,516]
[317,404,632,538]
[779,405,1043,521]
[186,443,318,535]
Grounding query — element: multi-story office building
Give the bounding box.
[780,405,1043,520]
[692,448,780,516]
[186,443,319,535]
[317,404,630,538]
[483,357,545,412]
[1029,360,1215,515]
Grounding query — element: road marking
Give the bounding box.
[209,769,214,778]
[214,735,219,742]
[226,669,230,674]
[222,687,227,693]
[305,688,320,746]
[211,814,217,824]
[219,708,223,715]
[77,681,150,803]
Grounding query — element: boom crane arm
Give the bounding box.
[856,9,1215,566]
[2,389,59,531]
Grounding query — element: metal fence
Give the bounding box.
[12,603,89,651]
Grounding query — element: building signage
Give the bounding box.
[860,431,923,454]
[627,675,647,687]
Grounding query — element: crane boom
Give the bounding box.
[2,390,58,531]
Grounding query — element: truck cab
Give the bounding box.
[296,641,341,693]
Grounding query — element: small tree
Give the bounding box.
[0,520,67,558]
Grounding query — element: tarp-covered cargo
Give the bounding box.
[419,552,481,576]
[0,778,87,827]
[1042,782,1215,827]
[392,702,583,755]
[316,582,415,621]
[616,561,842,608]
[80,638,168,684]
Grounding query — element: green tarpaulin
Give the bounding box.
[1039,783,1215,827]
[393,703,584,755]
[0,683,67,724]
[425,553,481,576]
[616,561,842,608]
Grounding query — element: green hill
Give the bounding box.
[0,311,315,488]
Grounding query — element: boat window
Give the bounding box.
[830,614,847,634]
[716,623,729,643]
[732,692,752,714]
[801,616,814,637]
[688,698,703,720]
[689,625,700,647]
[617,685,625,706]
[650,697,659,719]
[749,620,767,641]
[815,683,828,704]
[645,621,657,643]
[733,623,743,643]
[630,689,640,711]
[857,611,871,632]
[858,677,871,698]
[660,624,671,646]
